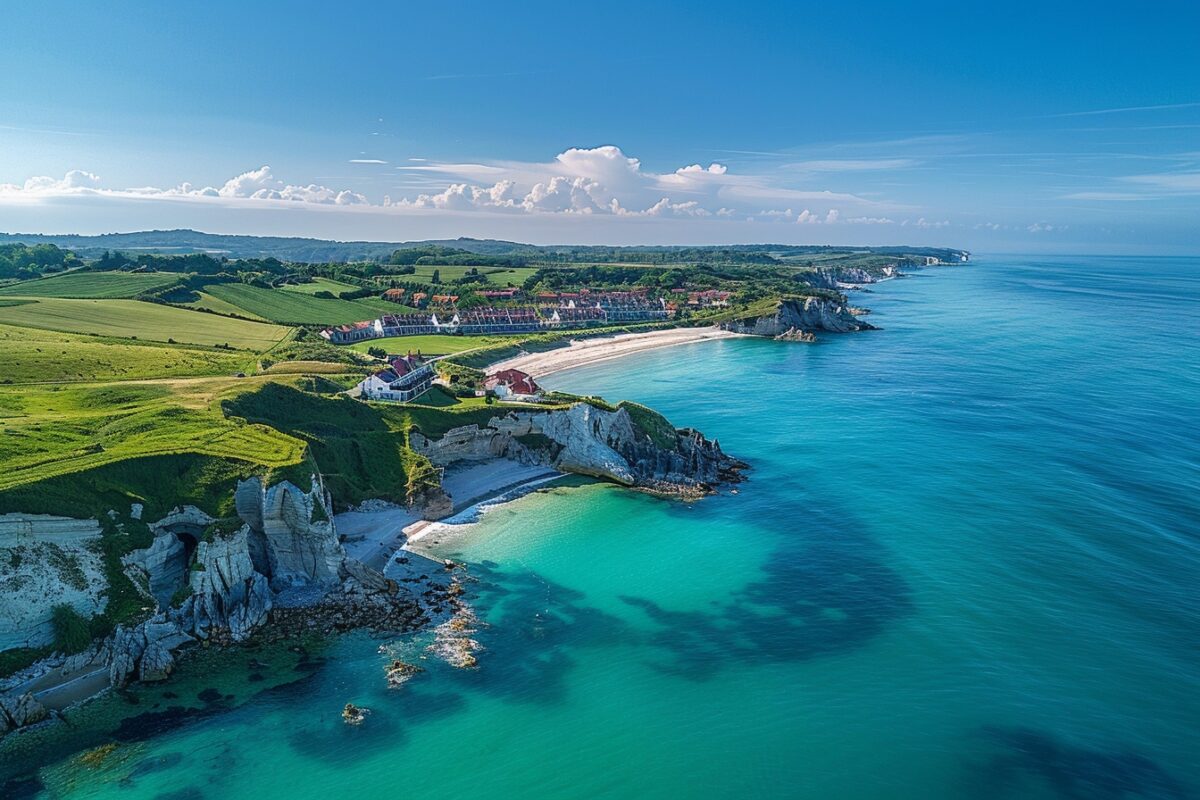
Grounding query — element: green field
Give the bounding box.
[0,377,307,493]
[0,297,291,349]
[177,290,270,320]
[405,265,538,286]
[203,283,400,325]
[0,271,182,299]
[347,333,518,356]
[0,323,254,384]
[279,277,362,295]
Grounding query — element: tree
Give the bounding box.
[431,269,441,284]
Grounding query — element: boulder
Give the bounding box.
[0,692,48,729]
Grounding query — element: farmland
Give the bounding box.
[279,277,362,295]
[0,296,291,349]
[0,323,255,384]
[347,333,518,356]
[404,265,537,286]
[0,270,182,299]
[202,283,401,325]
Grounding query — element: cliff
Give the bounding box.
[720,296,875,337]
[412,402,746,495]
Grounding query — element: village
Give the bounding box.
[328,286,733,406]
[318,286,732,344]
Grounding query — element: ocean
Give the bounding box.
[4,255,1198,799]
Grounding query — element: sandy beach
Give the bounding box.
[489,326,743,379]
[335,460,562,569]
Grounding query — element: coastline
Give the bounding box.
[489,326,743,379]
[337,461,566,570]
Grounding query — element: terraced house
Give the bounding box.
[356,353,434,403]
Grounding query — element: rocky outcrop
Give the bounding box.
[720,296,875,337]
[801,266,890,289]
[235,476,344,591]
[0,692,48,732]
[186,529,272,642]
[0,526,108,651]
[122,531,188,606]
[109,615,194,687]
[412,403,746,495]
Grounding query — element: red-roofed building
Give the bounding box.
[484,369,542,400]
[356,352,434,402]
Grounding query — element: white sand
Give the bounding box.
[334,459,562,569]
[489,326,743,378]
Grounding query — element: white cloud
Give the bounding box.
[1027,222,1060,233]
[0,145,906,225]
[845,215,895,224]
[1121,170,1200,193]
[903,217,950,229]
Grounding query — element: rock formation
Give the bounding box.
[412,402,746,495]
[0,515,108,651]
[720,296,875,337]
[234,476,344,591]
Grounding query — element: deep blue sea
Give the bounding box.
[5,255,1198,799]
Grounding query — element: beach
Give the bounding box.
[336,460,563,569]
[489,326,743,379]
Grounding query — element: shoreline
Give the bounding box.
[489,325,744,379]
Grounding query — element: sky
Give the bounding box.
[1,1,1198,253]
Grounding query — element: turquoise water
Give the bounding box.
[6,255,1200,798]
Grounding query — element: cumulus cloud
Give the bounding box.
[903,217,950,229]
[0,145,902,224]
[1,165,367,206]
[1027,222,1060,233]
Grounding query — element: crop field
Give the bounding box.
[0,376,307,493]
[347,334,518,356]
[177,290,270,320]
[279,277,362,295]
[0,323,254,384]
[0,270,182,299]
[203,283,399,325]
[405,265,538,286]
[0,297,291,349]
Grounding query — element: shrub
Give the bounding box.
[51,604,93,654]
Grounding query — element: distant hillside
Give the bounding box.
[0,229,968,265]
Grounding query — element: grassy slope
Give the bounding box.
[177,290,270,321]
[203,283,400,325]
[0,297,291,349]
[0,323,255,384]
[0,376,306,493]
[0,271,182,299]
[347,334,519,356]
[279,277,361,295]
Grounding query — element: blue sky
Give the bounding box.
[1,1,1198,252]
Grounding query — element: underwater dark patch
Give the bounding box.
[974,726,1191,800]
[1,774,44,800]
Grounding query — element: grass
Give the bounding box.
[222,382,440,506]
[279,277,361,295]
[0,297,291,349]
[0,271,182,299]
[0,323,255,384]
[203,283,400,325]
[177,290,270,320]
[0,376,307,493]
[348,334,519,356]
[405,265,537,286]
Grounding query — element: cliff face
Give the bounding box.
[0,515,108,651]
[412,402,746,495]
[234,476,344,592]
[802,266,896,289]
[721,296,875,336]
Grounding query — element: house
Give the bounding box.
[378,313,438,336]
[429,294,459,308]
[381,287,407,303]
[484,369,542,400]
[356,353,434,403]
[480,289,520,301]
[320,319,380,344]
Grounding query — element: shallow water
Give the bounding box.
[5,255,1199,799]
